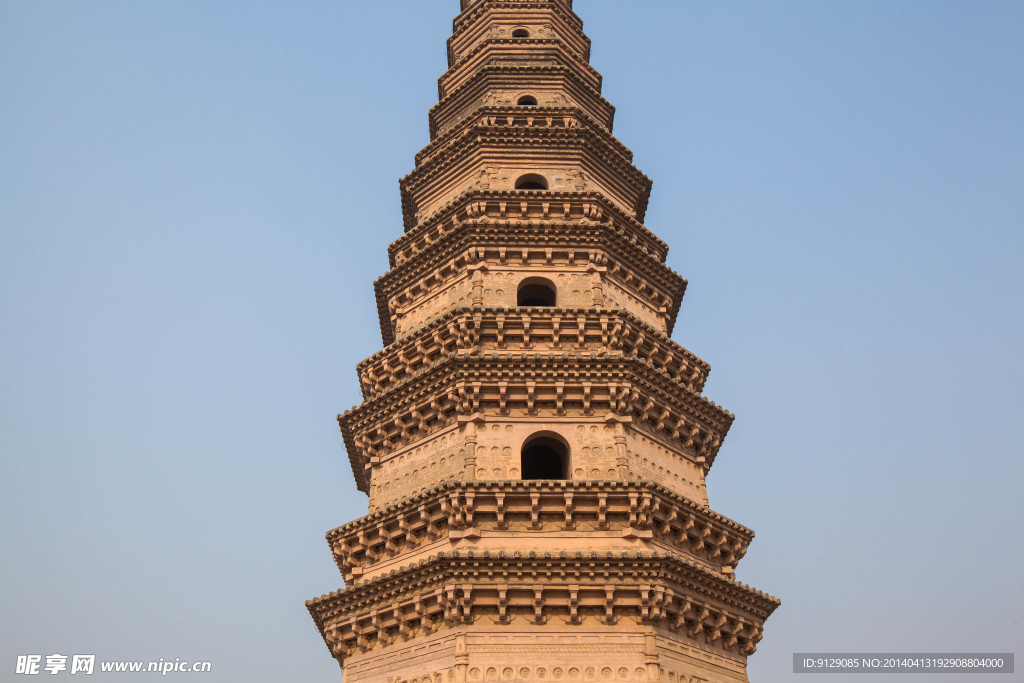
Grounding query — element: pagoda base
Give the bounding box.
[341,624,751,683]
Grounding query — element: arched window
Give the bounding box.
[515,173,548,190]
[517,95,538,106]
[521,434,568,480]
[517,277,556,307]
[512,28,530,38]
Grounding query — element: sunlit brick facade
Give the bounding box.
[308,2,778,681]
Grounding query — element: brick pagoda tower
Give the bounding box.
[307,1,779,681]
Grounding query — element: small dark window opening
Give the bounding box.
[521,436,568,480]
[518,278,556,307]
[512,28,530,38]
[515,173,548,190]
[517,95,538,106]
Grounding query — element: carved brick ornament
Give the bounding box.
[307,2,778,681]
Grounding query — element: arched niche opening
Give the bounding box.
[514,173,548,190]
[517,277,557,307]
[512,28,530,38]
[517,95,538,106]
[521,433,569,481]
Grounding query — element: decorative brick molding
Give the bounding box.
[308,1,777,679]
[327,480,754,584]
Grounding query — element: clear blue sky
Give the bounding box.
[2,2,1022,681]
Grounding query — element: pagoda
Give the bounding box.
[307,1,779,681]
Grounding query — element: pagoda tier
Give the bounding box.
[328,481,754,585]
[378,192,680,345]
[377,196,683,343]
[339,349,733,505]
[358,308,710,399]
[428,67,615,139]
[443,1,594,98]
[390,193,667,267]
[448,1,590,66]
[310,548,776,683]
[399,114,652,230]
[308,1,777,681]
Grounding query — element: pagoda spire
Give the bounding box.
[308,3,778,681]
